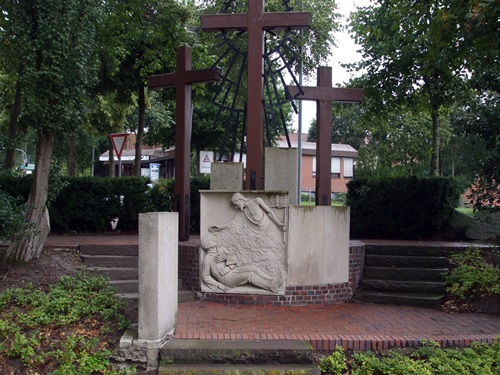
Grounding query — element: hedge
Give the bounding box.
[346,176,461,239]
[0,175,210,234]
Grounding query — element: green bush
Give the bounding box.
[0,190,35,242]
[346,176,462,239]
[318,340,500,374]
[49,177,154,233]
[0,174,211,234]
[445,248,500,301]
[0,273,130,374]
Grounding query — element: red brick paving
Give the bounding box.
[176,301,500,350]
[41,234,500,350]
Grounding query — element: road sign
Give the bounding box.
[200,151,213,174]
[110,133,129,160]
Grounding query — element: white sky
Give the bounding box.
[292,0,371,133]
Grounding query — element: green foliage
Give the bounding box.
[318,340,500,375]
[445,249,500,301]
[318,345,347,374]
[0,189,35,241]
[346,176,461,239]
[49,176,154,233]
[0,273,129,374]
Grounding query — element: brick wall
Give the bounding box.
[179,238,366,306]
[301,155,353,194]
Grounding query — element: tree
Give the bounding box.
[3,0,103,261]
[349,0,473,175]
[102,0,191,176]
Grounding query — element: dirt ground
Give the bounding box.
[0,247,146,374]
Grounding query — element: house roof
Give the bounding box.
[277,134,358,158]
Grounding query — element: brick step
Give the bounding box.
[359,279,447,294]
[81,254,138,268]
[365,245,445,257]
[353,290,445,309]
[363,266,448,281]
[160,339,314,366]
[159,364,320,374]
[365,254,448,268]
[80,244,138,256]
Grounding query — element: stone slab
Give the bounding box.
[265,147,299,205]
[287,206,350,285]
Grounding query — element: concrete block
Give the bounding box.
[210,162,244,190]
[265,147,299,205]
[138,212,178,342]
[287,206,350,285]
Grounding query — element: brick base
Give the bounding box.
[178,237,365,306]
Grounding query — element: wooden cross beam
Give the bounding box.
[201,0,311,190]
[149,46,220,241]
[287,67,363,206]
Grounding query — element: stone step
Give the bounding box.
[359,279,447,294]
[88,266,139,280]
[114,290,195,303]
[159,364,320,374]
[365,254,448,268]
[160,339,314,366]
[110,280,138,294]
[365,245,445,257]
[353,290,445,309]
[363,266,448,281]
[80,244,138,256]
[81,254,138,268]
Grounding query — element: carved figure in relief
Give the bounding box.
[210,193,287,234]
[201,234,285,293]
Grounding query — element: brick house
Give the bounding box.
[276,133,358,195]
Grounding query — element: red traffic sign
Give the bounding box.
[110,133,129,160]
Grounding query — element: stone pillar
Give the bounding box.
[138,212,178,367]
[210,162,244,190]
[265,147,299,205]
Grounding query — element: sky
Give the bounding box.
[292,0,371,133]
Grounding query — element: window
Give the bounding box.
[344,158,354,178]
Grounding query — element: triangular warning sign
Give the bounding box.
[110,133,129,160]
[203,154,211,162]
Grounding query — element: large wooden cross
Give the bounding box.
[149,46,220,241]
[201,0,311,190]
[287,66,363,206]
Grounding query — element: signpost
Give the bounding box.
[110,133,129,177]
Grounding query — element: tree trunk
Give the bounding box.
[134,83,146,176]
[430,102,440,176]
[108,139,115,177]
[5,128,55,262]
[67,129,77,176]
[4,75,22,170]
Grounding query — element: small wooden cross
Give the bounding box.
[287,67,363,206]
[149,46,220,241]
[201,0,311,190]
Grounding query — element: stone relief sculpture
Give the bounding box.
[201,192,288,294]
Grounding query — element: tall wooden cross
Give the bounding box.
[149,46,220,241]
[201,0,311,190]
[287,66,363,206]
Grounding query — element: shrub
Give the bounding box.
[0,190,35,242]
[445,248,500,301]
[346,176,461,239]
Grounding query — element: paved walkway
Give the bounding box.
[42,234,500,350]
